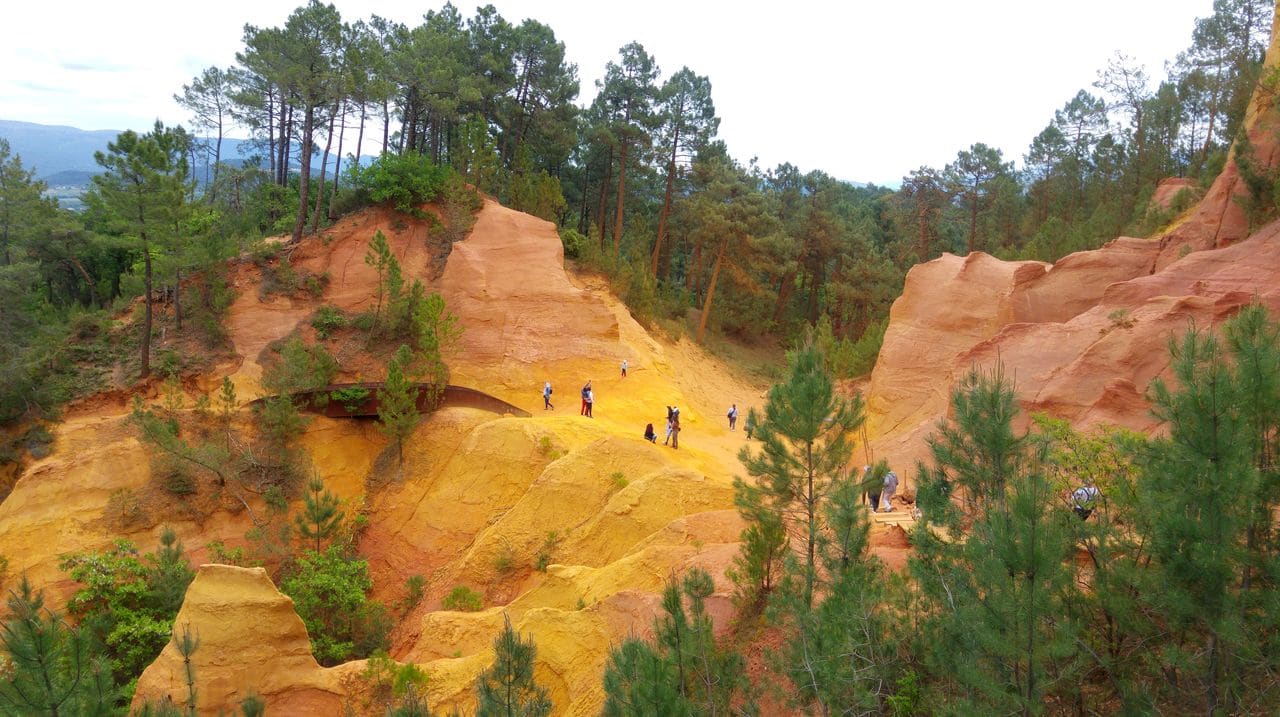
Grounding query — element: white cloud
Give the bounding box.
[2,0,1219,183]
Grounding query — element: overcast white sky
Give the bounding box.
[2,0,1218,185]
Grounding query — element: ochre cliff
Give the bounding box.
[864,8,1280,485]
[5,195,875,715]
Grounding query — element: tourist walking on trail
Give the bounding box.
[621,359,628,377]
[862,462,888,513]
[585,386,595,417]
[670,407,681,449]
[644,423,657,443]
[663,407,675,445]
[744,410,756,439]
[543,381,554,410]
[727,404,738,430]
[880,469,899,512]
[580,381,591,415]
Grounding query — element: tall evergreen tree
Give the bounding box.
[652,67,718,279]
[378,344,421,467]
[85,122,193,379]
[295,476,346,552]
[0,576,117,716]
[475,614,553,717]
[911,365,1079,715]
[1138,315,1276,714]
[175,66,234,197]
[278,0,345,241]
[596,42,661,257]
[944,143,1013,254]
[736,340,864,608]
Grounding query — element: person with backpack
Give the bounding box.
[1072,483,1100,520]
[880,469,899,512]
[727,404,738,430]
[543,381,553,410]
[580,381,591,415]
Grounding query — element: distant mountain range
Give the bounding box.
[0,119,376,191]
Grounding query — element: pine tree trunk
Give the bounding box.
[329,102,347,220]
[382,99,390,155]
[967,188,978,254]
[772,271,796,325]
[652,128,680,278]
[612,143,629,256]
[292,104,315,242]
[267,91,277,184]
[696,235,729,343]
[212,111,223,202]
[141,240,153,379]
[596,148,613,250]
[175,268,182,331]
[311,106,338,233]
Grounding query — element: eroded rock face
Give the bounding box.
[1152,10,1280,269]
[867,207,1280,479]
[865,252,1047,445]
[131,565,363,715]
[865,7,1280,478]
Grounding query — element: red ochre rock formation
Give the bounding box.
[866,207,1280,483]
[865,7,1280,481]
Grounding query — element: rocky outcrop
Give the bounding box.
[1151,9,1280,269]
[865,7,1280,477]
[131,565,364,715]
[867,204,1280,478]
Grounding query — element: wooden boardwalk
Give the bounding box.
[870,508,917,529]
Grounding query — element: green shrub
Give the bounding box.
[330,386,371,414]
[493,541,516,576]
[442,585,483,612]
[23,424,53,458]
[560,228,588,260]
[311,305,346,339]
[160,465,198,496]
[402,574,425,613]
[59,529,195,685]
[350,152,448,214]
[279,546,391,666]
[304,272,330,298]
[352,311,377,332]
[534,531,561,572]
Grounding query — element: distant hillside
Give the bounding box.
[0,119,375,190]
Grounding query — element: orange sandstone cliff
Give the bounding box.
[863,8,1280,483]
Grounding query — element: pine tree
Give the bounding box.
[736,340,864,608]
[364,229,395,324]
[910,364,1078,714]
[475,614,552,717]
[601,639,689,717]
[1139,320,1265,714]
[0,575,118,715]
[295,476,345,553]
[767,460,899,714]
[84,122,192,379]
[378,344,421,467]
[147,526,196,616]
